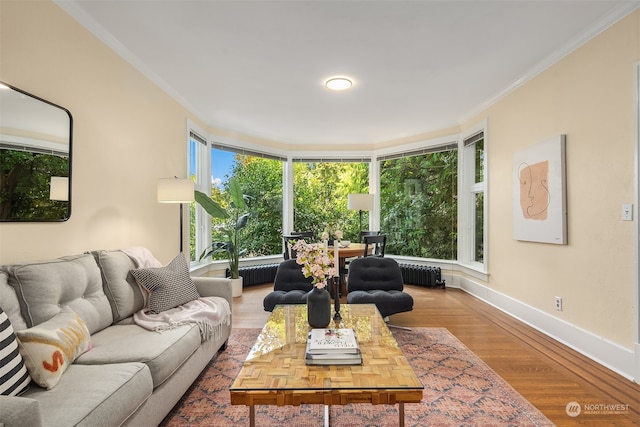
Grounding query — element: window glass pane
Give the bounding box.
[474,191,484,262]
[475,138,484,184]
[208,147,283,258]
[380,149,458,259]
[188,136,202,262]
[293,161,369,241]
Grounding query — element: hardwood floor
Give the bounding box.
[232,284,640,426]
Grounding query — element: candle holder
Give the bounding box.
[333,276,342,321]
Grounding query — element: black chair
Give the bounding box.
[282,231,315,260]
[359,230,380,242]
[263,259,314,311]
[363,234,386,257]
[346,256,413,318]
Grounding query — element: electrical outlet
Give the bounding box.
[554,296,563,311]
[622,204,633,221]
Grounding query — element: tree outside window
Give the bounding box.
[293,161,369,241]
[379,148,458,259]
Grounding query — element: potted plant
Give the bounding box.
[195,177,250,297]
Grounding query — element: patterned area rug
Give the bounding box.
[161,328,554,426]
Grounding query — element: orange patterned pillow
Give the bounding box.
[16,307,91,389]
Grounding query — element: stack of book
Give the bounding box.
[305,328,362,365]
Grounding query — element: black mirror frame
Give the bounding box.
[0,81,73,222]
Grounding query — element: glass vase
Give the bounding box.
[307,285,331,328]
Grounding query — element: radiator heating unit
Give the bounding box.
[398,263,446,288]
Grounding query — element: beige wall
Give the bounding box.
[0,0,197,264]
[1,1,638,356]
[464,10,640,349]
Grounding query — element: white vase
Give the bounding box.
[230,277,243,298]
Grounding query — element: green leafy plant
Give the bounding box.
[195,177,251,279]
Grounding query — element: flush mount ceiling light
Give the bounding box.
[325,77,353,91]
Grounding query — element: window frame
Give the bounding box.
[459,122,488,273]
[187,120,210,268]
[188,122,489,275]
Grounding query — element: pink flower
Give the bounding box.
[292,239,337,289]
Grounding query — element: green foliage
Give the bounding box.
[0,150,69,221]
[195,149,458,264]
[293,162,369,241]
[231,155,283,256]
[380,150,458,259]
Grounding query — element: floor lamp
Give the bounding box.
[157,178,194,253]
[49,176,69,201]
[347,193,374,235]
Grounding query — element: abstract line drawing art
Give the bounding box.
[518,160,550,221]
[513,135,567,244]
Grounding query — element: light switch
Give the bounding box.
[622,204,633,221]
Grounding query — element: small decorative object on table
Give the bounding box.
[333,276,342,321]
[305,328,362,365]
[307,286,331,328]
[293,239,337,328]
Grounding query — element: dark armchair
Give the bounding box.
[263,259,313,311]
[346,256,413,318]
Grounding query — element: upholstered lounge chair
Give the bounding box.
[263,259,313,312]
[346,256,413,318]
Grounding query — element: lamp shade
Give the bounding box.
[157,178,194,203]
[347,193,373,211]
[49,176,69,201]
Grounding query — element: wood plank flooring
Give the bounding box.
[232,284,640,426]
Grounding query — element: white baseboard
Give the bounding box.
[455,277,637,383]
[635,343,640,382]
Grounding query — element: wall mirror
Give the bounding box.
[0,82,72,221]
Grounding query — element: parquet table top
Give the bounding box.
[230,304,423,409]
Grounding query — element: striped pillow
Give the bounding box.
[0,307,31,396]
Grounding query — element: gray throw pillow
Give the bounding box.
[130,254,200,314]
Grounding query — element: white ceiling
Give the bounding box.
[56,0,639,147]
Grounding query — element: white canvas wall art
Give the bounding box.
[513,135,567,244]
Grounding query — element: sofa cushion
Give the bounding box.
[91,250,146,322]
[0,307,31,396]
[16,307,91,390]
[130,254,200,314]
[75,323,200,388]
[6,254,113,334]
[0,271,28,331]
[21,362,152,427]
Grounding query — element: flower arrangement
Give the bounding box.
[292,239,336,289]
[321,222,343,242]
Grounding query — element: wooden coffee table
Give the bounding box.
[230,304,423,426]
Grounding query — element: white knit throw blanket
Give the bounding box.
[122,247,231,343]
[133,297,231,343]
